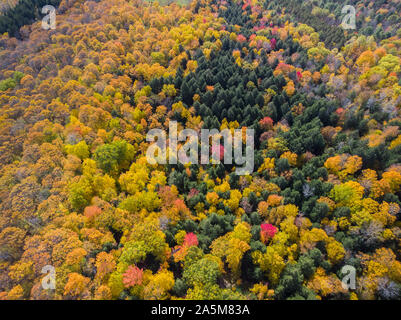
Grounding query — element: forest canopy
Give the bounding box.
[0,0,401,301]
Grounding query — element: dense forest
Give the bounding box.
[0,0,401,300]
[0,0,62,37]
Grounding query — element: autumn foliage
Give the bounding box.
[0,0,401,301]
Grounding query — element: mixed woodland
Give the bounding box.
[0,0,401,300]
